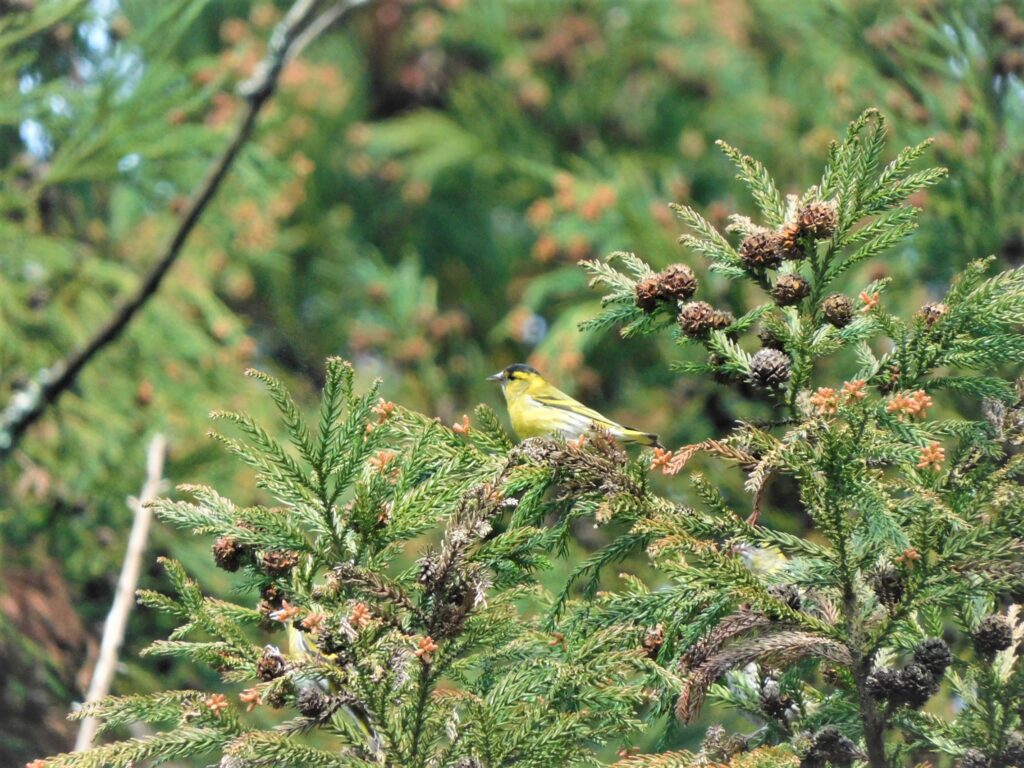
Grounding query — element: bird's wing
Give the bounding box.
[530,388,659,445]
[530,388,625,431]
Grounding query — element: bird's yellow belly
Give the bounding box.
[509,399,591,440]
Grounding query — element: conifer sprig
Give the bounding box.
[582,109,963,414]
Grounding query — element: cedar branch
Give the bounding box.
[0,0,369,461]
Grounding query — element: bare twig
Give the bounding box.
[74,434,168,752]
[0,0,368,461]
[289,0,369,63]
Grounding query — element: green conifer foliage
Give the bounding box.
[578,111,1024,767]
[1,4,282,758]
[809,0,1024,282]
[29,104,1024,768]
[41,359,666,767]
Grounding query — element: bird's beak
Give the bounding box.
[486,371,504,382]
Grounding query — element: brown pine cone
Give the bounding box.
[919,302,948,327]
[634,276,661,313]
[296,688,330,718]
[749,348,792,390]
[710,309,735,331]
[771,273,811,306]
[822,293,854,328]
[259,550,300,576]
[973,615,1013,660]
[868,565,904,608]
[757,325,786,350]
[642,624,665,659]
[678,301,720,338]
[635,265,699,313]
[212,536,248,572]
[657,264,698,302]
[739,231,784,270]
[913,638,952,677]
[257,645,286,681]
[778,222,806,261]
[795,201,838,240]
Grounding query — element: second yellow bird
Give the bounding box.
[488,363,661,448]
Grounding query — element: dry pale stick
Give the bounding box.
[74,434,167,752]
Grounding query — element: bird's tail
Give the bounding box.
[339,702,384,757]
[620,428,662,449]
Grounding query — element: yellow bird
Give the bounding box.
[732,542,789,577]
[488,363,661,447]
[286,623,382,755]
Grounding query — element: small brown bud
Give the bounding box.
[866,667,900,701]
[296,688,329,718]
[710,309,735,331]
[919,302,948,327]
[265,685,288,709]
[959,748,990,768]
[868,565,904,608]
[994,5,1024,42]
[997,49,1024,77]
[821,665,842,686]
[757,325,785,350]
[261,583,283,604]
[709,354,739,384]
[973,615,1013,660]
[778,222,806,261]
[913,638,952,677]
[656,264,698,302]
[878,361,902,394]
[1002,732,1024,766]
[805,726,860,766]
[135,379,154,406]
[894,663,940,708]
[634,264,698,314]
[767,584,801,611]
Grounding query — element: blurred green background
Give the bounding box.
[2,0,1023,763]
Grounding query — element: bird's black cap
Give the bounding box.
[487,363,541,382]
[504,363,540,376]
